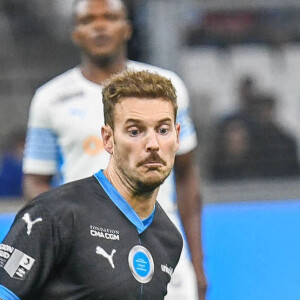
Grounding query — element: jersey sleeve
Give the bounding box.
[23,90,59,175]
[172,74,198,155]
[0,200,74,299]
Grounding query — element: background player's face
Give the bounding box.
[72,0,132,60]
[111,97,180,192]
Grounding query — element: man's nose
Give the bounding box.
[93,18,109,30]
[146,131,159,151]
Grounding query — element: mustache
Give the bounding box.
[138,153,166,167]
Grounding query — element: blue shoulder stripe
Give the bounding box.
[24,128,58,160]
[177,108,196,139]
[0,285,20,300]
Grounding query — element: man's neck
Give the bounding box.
[80,54,128,85]
[103,167,158,220]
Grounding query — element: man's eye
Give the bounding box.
[78,16,93,25]
[130,129,139,136]
[159,128,169,135]
[105,14,119,21]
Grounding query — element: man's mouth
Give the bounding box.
[138,155,166,168]
[92,35,111,46]
[142,162,163,167]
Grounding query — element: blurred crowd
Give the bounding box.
[209,75,300,180]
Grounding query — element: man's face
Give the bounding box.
[72,0,131,60]
[107,97,180,192]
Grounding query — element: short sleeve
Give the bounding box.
[23,90,58,175]
[172,74,198,155]
[0,201,74,299]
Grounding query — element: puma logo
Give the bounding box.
[96,246,116,269]
[22,213,43,235]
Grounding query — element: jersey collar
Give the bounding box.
[94,170,155,234]
[75,61,133,91]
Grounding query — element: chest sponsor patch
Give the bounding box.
[90,225,120,241]
[57,91,84,103]
[0,244,35,280]
[128,245,154,283]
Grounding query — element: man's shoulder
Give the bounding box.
[35,67,81,97]
[30,176,100,212]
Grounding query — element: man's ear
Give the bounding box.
[124,20,133,42]
[71,29,78,46]
[102,125,114,154]
[72,28,84,48]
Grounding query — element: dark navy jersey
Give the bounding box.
[0,170,183,300]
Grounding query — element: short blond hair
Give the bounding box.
[102,70,177,128]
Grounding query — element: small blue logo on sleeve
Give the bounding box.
[128,245,154,283]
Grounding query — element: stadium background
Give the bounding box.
[1,0,300,299]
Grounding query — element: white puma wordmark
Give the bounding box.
[96,246,116,269]
[22,213,43,235]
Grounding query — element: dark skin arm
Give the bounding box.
[23,174,53,201]
[174,150,207,300]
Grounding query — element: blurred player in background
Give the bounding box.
[22,0,206,298]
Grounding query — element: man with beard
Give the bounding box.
[22,0,206,298]
[0,71,183,299]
